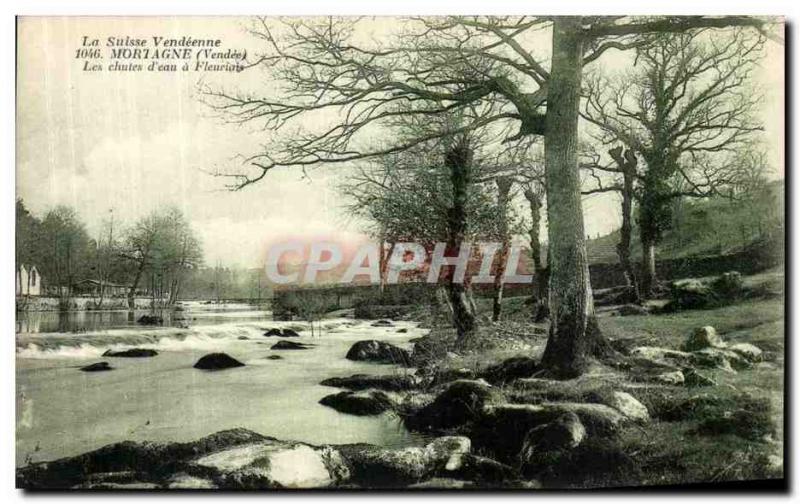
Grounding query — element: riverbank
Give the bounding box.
[17,271,785,489]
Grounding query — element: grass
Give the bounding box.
[415,270,784,488]
[586,181,784,262]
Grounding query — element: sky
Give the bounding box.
[16,17,785,268]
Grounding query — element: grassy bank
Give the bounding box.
[408,269,784,488]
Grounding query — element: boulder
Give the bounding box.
[271,341,311,351]
[16,428,270,489]
[345,340,411,365]
[691,347,750,371]
[137,315,163,325]
[665,273,748,312]
[408,477,474,489]
[519,412,586,463]
[80,362,113,372]
[666,278,713,311]
[102,348,158,358]
[189,441,350,488]
[481,356,539,384]
[710,271,744,299]
[616,304,649,316]
[604,391,649,422]
[371,320,395,327]
[441,453,519,484]
[396,328,409,334]
[653,370,685,385]
[469,402,622,464]
[484,402,627,438]
[238,336,249,341]
[683,369,718,388]
[728,342,763,362]
[627,355,684,384]
[429,367,477,387]
[681,326,726,352]
[281,328,300,337]
[318,390,396,416]
[397,393,437,416]
[404,380,502,432]
[630,346,693,367]
[165,473,216,489]
[320,374,418,392]
[265,355,283,360]
[263,328,283,337]
[341,436,470,486]
[193,353,245,370]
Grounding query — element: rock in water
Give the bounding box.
[281,328,300,337]
[137,315,163,325]
[320,374,418,391]
[266,355,283,360]
[263,328,283,337]
[345,340,411,365]
[370,320,394,327]
[681,326,726,352]
[80,362,113,372]
[102,348,158,358]
[271,341,311,351]
[193,353,245,370]
[318,390,396,416]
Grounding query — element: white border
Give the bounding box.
[2,1,795,503]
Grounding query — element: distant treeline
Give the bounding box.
[16,200,201,306]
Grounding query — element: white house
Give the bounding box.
[16,264,41,296]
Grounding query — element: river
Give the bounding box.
[16,301,426,467]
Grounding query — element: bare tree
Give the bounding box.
[341,119,511,345]
[203,15,771,377]
[583,29,766,297]
[581,144,642,303]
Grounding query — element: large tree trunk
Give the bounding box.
[638,178,660,299]
[539,18,607,378]
[609,147,641,304]
[491,177,513,322]
[446,142,478,347]
[640,235,657,298]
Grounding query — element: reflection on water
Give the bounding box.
[17,310,153,334]
[16,301,271,334]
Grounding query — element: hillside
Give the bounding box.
[587,180,784,264]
